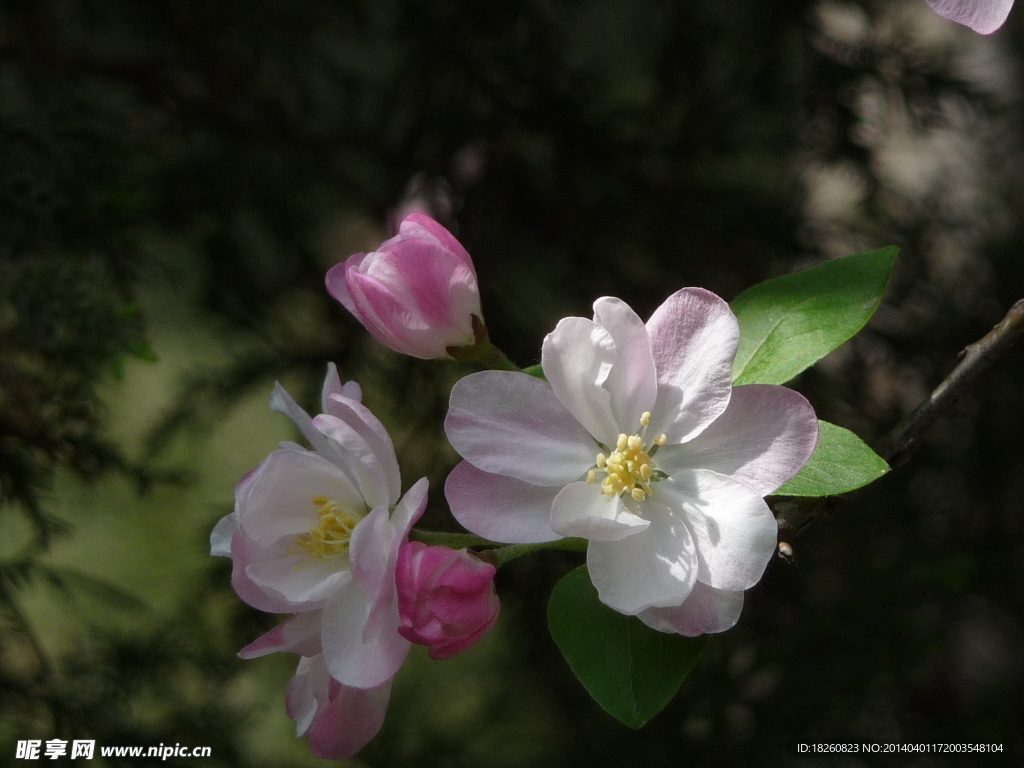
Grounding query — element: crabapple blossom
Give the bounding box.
[210,363,428,690]
[325,213,482,359]
[926,0,1013,34]
[444,290,819,636]
[395,542,500,660]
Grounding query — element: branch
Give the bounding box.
[777,297,1024,536]
[877,297,1024,468]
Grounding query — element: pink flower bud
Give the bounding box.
[325,213,482,359]
[395,542,499,660]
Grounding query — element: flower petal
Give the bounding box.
[551,481,650,541]
[236,446,363,545]
[239,611,323,659]
[542,316,621,446]
[210,513,236,557]
[445,461,562,543]
[286,655,327,736]
[592,297,658,431]
[446,371,596,485]
[245,546,352,605]
[322,580,411,689]
[638,581,744,637]
[926,0,1013,34]
[645,288,738,443]
[656,384,818,495]
[324,392,402,505]
[661,469,777,592]
[587,502,698,614]
[313,414,390,509]
[307,677,393,760]
[400,212,474,270]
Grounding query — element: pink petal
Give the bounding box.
[926,0,1013,34]
[446,371,596,486]
[645,288,738,443]
[592,297,658,431]
[399,212,475,271]
[587,502,698,615]
[445,461,563,544]
[550,481,650,541]
[239,611,323,659]
[286,656,325,735]
[655,384,818,495]
[661,470,778,592]
[306,677,393,760]
[638,581,744,636]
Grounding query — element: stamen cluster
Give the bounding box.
[294,496,363,560]
[587,412,667,501]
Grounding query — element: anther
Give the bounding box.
[640,411,651,427]
[587,469,596,484]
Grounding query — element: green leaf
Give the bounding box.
[523,363,546,380]
[548,565,708,729]
[731,247,898,385]
[775,420,889,496]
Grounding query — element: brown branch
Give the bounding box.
[776,297,1024,537]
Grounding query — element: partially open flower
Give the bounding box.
[396,542,499,660]
[326,213,482,359]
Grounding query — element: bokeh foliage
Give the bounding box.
[1,0,1023,765]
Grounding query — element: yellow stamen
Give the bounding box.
[293,496,364,563]
[588,415,667,501]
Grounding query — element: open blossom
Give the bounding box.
[325,213,482,359]
[211,364,429,754]
[444,290,818,636]
[396,542,500,660]
[926,0,1013,34]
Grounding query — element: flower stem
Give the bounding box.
[407,530,588,568]
[480,538,588,568]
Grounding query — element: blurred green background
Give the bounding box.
[2,0,1023,765]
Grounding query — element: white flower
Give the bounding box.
[211,364,428,688]
[444,290,818,635]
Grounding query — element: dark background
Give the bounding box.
[1,0,1022,765]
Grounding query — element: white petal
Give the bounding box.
[236,446,363,545]
[349,505,395,605]
[656,385,818,495]
[324,392,402,506]
[587,502,698,615]
[389,476,430,540]
[445,462,562,543]
[245,547,352,605]
[592,297,658,431]
[446,371,596,485]
[313,414,390,509]
[270,382,351,471]
[542,316,621,446]
[210,513,236,557]
[926,0,1013,34]
[551,481,650,541]
[638,582,744,636]
[322,580,410,689]
[286,655,327,736]
[660,470,777,592]
[645,288,738,443]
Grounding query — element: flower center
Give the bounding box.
[587,412,667,502]
[293,495,364,561]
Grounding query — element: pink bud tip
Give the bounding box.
[395,541,500,660]
[325,213,483,359]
